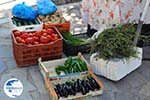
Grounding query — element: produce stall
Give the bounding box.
[8,1,104,100]
[1,0,150,100]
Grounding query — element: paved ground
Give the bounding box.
[0,2,150,100]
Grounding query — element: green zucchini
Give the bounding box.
[35,19,40,24]
[18,22,21,26]
[28,21,33,25]
[24,21,28,25]
[12,16,25,22]
[61,31,88,46]
[12,20,17,26]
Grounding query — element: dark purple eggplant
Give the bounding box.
[85,86,89,93]
[82,80,89,93]
[81,86,86,95]
[56,84,63,97]
[71,82,76,91]
[74,81,80,92]
[81,80,86,87]
[77,79,82,91]
[67,85,76,96]
[87,76,100,90]
[64,84,71,95]
[64,83,76,96]
[71,86,76,95]
[54,88,60,99]
[62,84,69,98]
[86,80,95,91]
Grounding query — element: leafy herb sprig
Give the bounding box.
[90,23,138,60]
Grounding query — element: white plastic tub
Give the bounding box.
[90,47,143,81]
[9,17,42,32]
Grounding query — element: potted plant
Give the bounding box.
[90,24,143,81]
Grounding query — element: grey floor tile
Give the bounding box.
[137,61,150,82]
[0,45,13,58]
[114,91,140,100]
[4,58,17,69]
[140,82,150,97]
[0,60,7,73]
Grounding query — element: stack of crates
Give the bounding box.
[10,16,63,67]
[38,53,104,100]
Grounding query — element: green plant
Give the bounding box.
[90,23,138,60]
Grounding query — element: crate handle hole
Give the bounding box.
[26,27,34,30]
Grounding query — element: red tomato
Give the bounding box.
[40,36,49,43]
[33,36,39,41]
[20,32,29,39]
[42,29,47,33]
[35,30,42,37]
[32,32,35,36]
[55,37,58,40]
[20,39,26,44]
[28,33,33,37]
[33,41,39,45]
[15,37,22,43]
[51,37,58,41]
[51,33,56,37]
[14,31,21,37]
[47,29,55,35]
[25,37,34,44]
[42,32,47,36]
[54,34,58,37]
[47,35,52,41]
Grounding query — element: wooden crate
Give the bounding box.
[45,71,104,100]
[38,53,92,80]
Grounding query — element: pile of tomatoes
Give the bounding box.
[13,28,60,45]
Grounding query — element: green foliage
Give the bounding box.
[138,35,150,43]
[61,31,88,46]
[90,23,138,60]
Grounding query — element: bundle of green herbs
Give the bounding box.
[61,31,89,46]
[90,23,138,60]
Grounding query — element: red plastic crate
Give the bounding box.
[12,27,63,67]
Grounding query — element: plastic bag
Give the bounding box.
[12,2,37,21]
[37,0,57,15]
